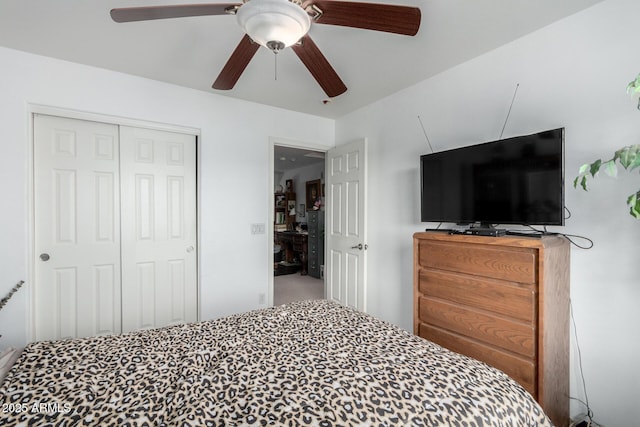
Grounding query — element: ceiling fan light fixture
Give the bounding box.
[237,0,311,52]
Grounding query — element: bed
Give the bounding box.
[0,300,552,426]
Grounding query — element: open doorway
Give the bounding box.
[272,144,326,306]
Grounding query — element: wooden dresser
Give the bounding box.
[413,232,569,427]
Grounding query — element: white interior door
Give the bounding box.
[34,114,122,341]
[119,126,198,332]
[326,139,367,311]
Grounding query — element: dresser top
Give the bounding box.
[413,231,568,249]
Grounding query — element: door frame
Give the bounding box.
[27,104,201,341]
[268,137,329,307]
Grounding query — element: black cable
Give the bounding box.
[561,233,594,250]
[569,396,589,410]
[431,223,595,250]
[516,224,594,249]
[570,300,595,424]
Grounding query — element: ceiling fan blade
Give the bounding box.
[110,3,241,23]
[311,0,421,36]
[212,35,260,90]
[292,35,347,98]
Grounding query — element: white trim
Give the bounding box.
[27,104,202,341]
[29,104,200,136]
[26,108,35,342]
[268,136,330,307]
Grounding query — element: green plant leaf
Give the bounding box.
[580,175,588,191]
[575,75,640,218]
[629,146,640,170]
[616,147,628,167]
[604,159,618,177]
[628,191,640,219]
[627,73,640,94]
[589,159,602,177]
[617,145,639,169]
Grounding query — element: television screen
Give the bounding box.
[420,128,565,226]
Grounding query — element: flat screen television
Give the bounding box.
[420,128,565,226]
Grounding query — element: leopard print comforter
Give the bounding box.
[0,300,552,426]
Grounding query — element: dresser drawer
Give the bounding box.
[308,212,318,226]
[418,241,537,284]
[418,297,536,358]
[418,323,536,397]
[418,269,536,323]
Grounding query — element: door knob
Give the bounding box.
[350,244,368,250]
[186,246,195,253]
[39,253,50,261]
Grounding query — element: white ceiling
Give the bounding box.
[0,0,602,119]
[275,145,324,172]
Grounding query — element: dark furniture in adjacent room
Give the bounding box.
[307,211,324,278]
[274,191,296,231]
[275,231,308,275]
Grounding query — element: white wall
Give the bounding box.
[1,1,638,424]
[335,0,639,425]
[0,46,334,347]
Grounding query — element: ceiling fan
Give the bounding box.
[110,0,421,98]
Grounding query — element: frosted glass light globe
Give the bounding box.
[237,0,311,52]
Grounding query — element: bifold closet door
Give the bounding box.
[33,114,122,341]
[34,115,198,341]
[119,126,197,332]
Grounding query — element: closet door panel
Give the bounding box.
[34,114,121,341]
[120,126,197,332]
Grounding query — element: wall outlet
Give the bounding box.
[251,223,266,235]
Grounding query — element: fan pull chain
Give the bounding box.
[266,40,284,82]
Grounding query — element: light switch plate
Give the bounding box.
[251,223,266,234]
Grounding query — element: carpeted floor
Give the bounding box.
[274,273,324,306]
